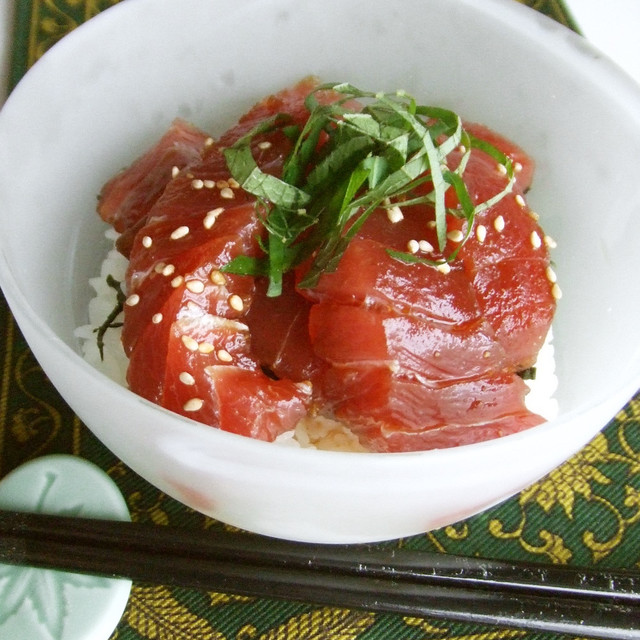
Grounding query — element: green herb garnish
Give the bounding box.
[222,82,515,296]
[518,367,537,381]
[94,274,125,360]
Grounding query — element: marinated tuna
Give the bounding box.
[96,79,558,452]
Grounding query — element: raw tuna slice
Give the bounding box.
[320,366,543,452]
[99,80,557,450]
[158,314,310,440]
[308,302,508,382]
[98,119,211,255]
[121,80,321,439]
[471,258,556,370]
[299,122,555,450]
[301,237,481,324]
[243,273,321,382]
[122,204,260,356]
[463,121,535,194]
[205,366,311,441]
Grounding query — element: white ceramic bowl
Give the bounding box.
[1,0,640,544]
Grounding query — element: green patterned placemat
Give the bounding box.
[1,2,639,639]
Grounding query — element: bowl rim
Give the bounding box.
[1,0,640,467]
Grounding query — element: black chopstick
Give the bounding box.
[1,510,640,639]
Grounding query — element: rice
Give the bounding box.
[75,230,558,451]
[523,329,558,420]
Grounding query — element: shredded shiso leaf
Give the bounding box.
[222,82,516,296]
[94,274,125,360]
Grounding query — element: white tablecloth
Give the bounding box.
[564,0,640,85]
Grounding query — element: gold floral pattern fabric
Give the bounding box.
[1,1,639,639]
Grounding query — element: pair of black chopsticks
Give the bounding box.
[1,509,639,639]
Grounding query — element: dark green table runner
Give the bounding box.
[1,2,639,638]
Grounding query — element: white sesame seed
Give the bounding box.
[191,179,204,190]
[204,137,214,147]
[258,141,272,150]
[154,262,166,274]
[427,220,437,229]
[210,270,227,286]
[407,239,420,254]
[551,283,563,300]
[183,398,204,412]
[294,380,313,394]
[515,194,526,208]
[186,280,205,294]
[142,235,153,248]
[545,266,557,283]
[220,187,235,199]
[217,349,233,362]
[204,180,215,189]
[493,215,505,232]
[436,262,451,274]
[496,163,507,176]
[171,276,184,288]
[125,294,140,307]
[198,342,215,354]
[171,166,180,178]
[152,313,163,324]
[514,161,523,173]
[203,207,224,229]
[387,206,404,224]
[476,224,487,243]
[529,210,540,221]
[181,335,199,352]
[457,144,467,154]
[216,180,229,190]
[228,178,240,189]
[170,225,190,240]
[544,235,558,249]
[179,371,196,386]
[530,231,542,249]
[447,229,464,243]
[418,240,434,253]
[162,264,176,277]
[228,294,244,312]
